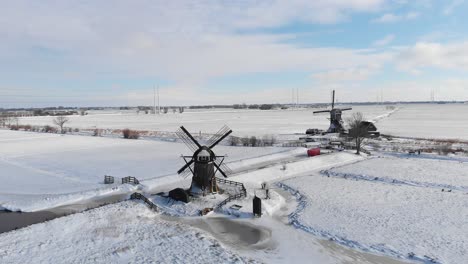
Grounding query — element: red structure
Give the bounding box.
[307,148,320,157]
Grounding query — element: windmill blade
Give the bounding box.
[207,125,231,147]
[220,163,233,175]
[177,159,194,174]
[208,127,233,149]
[175,129,196,151]
[176,127,201,151]
[313,110,331,114]
[180,166,193,179]
[340,107,352,111]
[213,162,228,178]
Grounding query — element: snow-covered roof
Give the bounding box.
[198,149,210,157]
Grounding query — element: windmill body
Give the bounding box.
[192,147,217,193]
[313,90,352,133]
[176,126,233,195]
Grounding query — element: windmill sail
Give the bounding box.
[176,127,200,152]
[207,125,231,147]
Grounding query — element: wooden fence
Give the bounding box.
[214,178,247,211]
[122,176,140,185]
[104,175,114,184]
[130,192,159,212]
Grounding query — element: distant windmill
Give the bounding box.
[176,125,233,194]
[313,90,352,133]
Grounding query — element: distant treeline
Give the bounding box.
[2,101,466,112]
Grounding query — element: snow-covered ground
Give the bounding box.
[282,155,468,263]
[0,130,292,211]
[324,156,468,192]
[18,105,391,136]
[0,202,258,264]
[17,103,468,141]
[378,103,468,140]
[0,198,410,264]
[3,102,468,264]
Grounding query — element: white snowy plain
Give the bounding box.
[17,103,468,141]
[2,101,468,264]
[0,129,290,212]
[282,155,468,264]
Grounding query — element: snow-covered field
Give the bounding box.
[18,105,391,136]
[0,130,290,211]
[282,155,468,263]
[17,103,468,141]
[2,103,468,263]
[377,103,468,140]
[324,156,468,191]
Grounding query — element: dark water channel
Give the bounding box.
[0,193,129,234]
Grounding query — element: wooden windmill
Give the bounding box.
[313,90,352,133]
[176,125,233,194]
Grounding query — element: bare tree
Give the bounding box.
[346,112,368,155]
[53,116,70,134]
[249,136,258,146]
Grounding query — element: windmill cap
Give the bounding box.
[198,149,210,157]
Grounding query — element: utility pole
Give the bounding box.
[296,88,299,108]
[381,88,383,104]
[292,88,295,108]
[157,84,160,114]
[153,86,156,114]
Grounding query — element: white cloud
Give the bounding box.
[396,41,468,74]
[443,0,464,15]
[312,65,381,83]
[372,11,420,23]
[373,34,395,46]
[0,1,393,84]
[233,0,386,27]
[2,0,467,106]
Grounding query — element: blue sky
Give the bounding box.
[1,0,467,107]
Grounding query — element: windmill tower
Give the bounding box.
[176,126,233,194]
[313,90,352,133]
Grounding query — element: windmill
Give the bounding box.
[313,90,352,133]
[176,125,233,195]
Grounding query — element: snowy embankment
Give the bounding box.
[232,151,364,185]
[0,202,256,264]
[281,156,468,264]
[369,107,400,123]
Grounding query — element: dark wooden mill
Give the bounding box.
[176,125,233,195]
[313,90,352,133]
